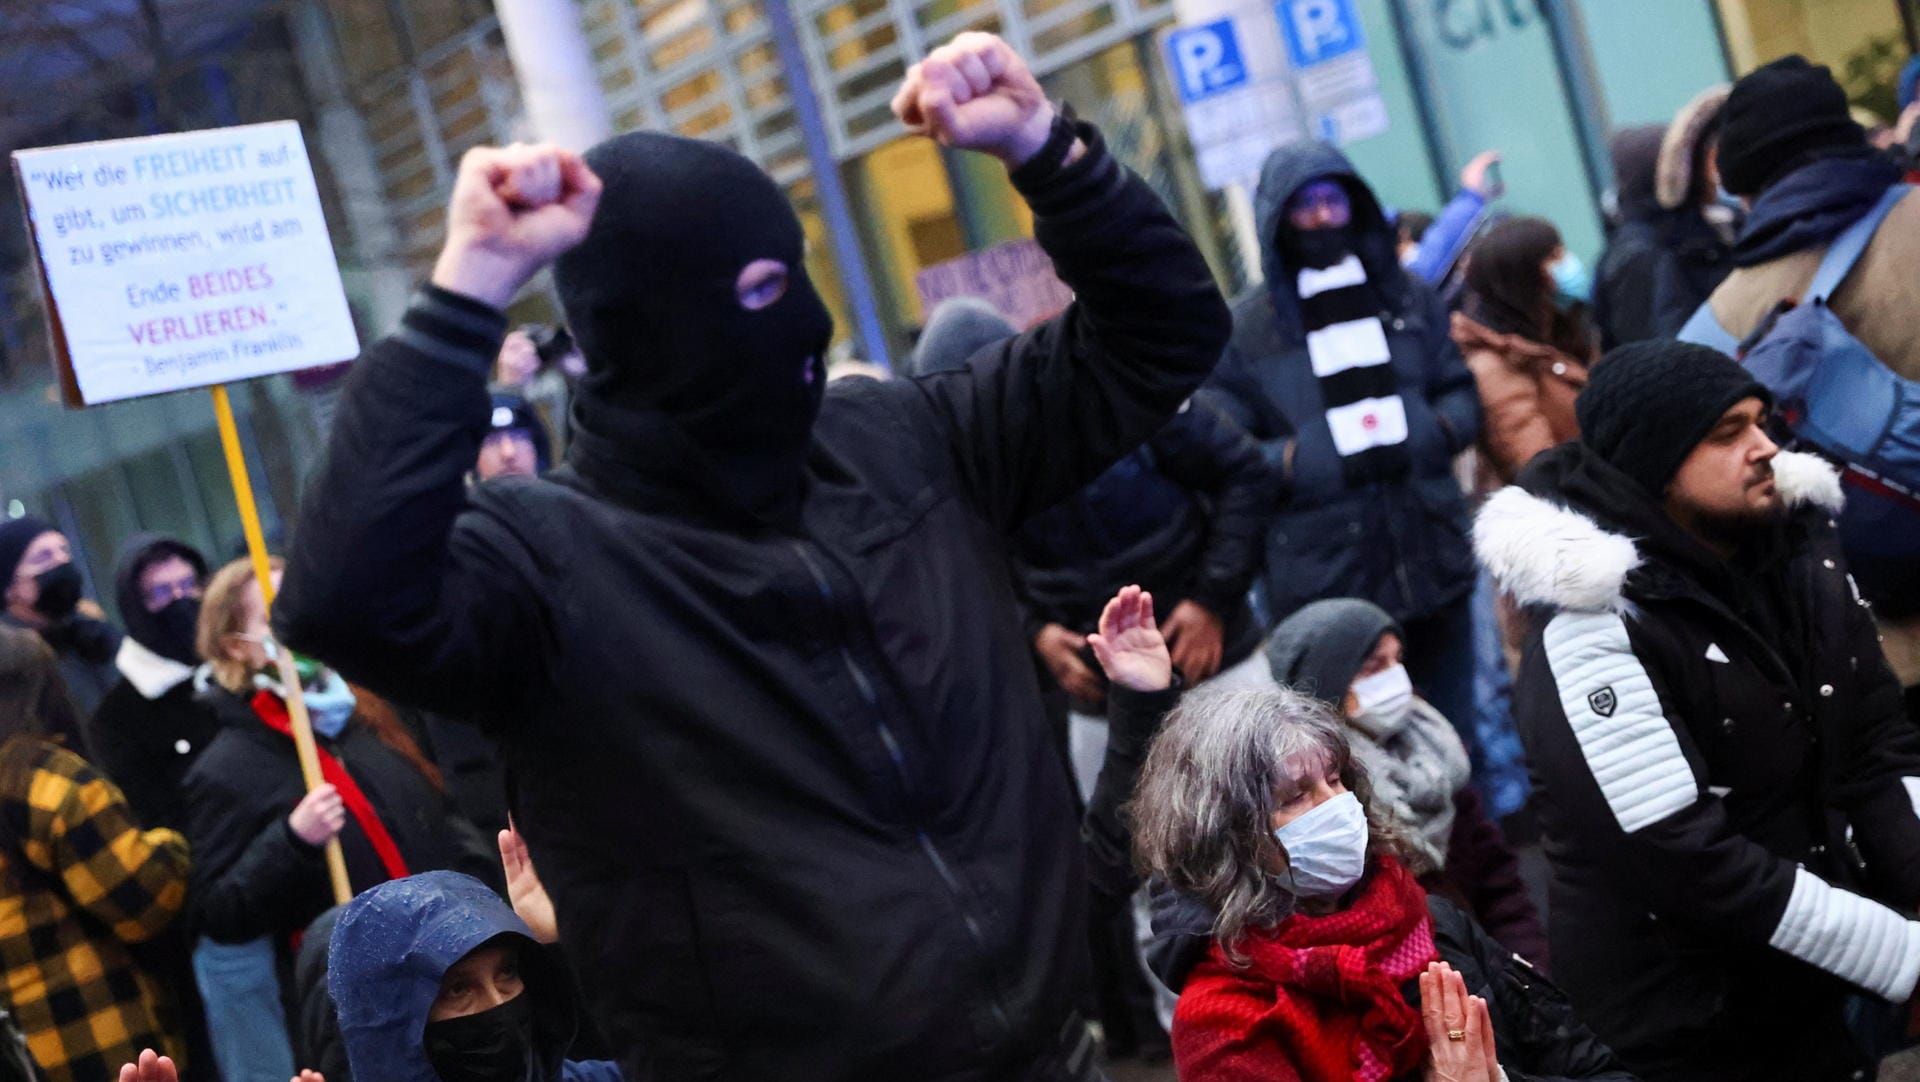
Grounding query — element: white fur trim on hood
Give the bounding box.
[116,636,196,700]
[1474,450,1842,612]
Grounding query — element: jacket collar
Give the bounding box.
[115,635,196,700]
[1474,448,1842,613]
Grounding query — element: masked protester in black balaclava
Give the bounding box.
[554,133,834,525]
[278,30,1235,1081]
[0,516,122,723]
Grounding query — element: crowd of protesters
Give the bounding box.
[0,30,1917,1082]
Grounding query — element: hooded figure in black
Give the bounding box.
[1204,142,1483,735]
[85,535,219,832]
[274,84,1233,1082]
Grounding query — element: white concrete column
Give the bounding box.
[493,0,613,152]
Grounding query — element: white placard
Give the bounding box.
[11,120,360,406]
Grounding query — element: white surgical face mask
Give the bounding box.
[1350,664,1415,738]
[1274,790,1370,898]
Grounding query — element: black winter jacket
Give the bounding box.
[1145,887,1634,1081]
[1477,443,1920,1082]
[274,129,1231,1082]
[180,687,490,948]
[1592,211,1733,349]
[1207,143,1482,626]
[1014,397,1274,674]
[85,664,219,834]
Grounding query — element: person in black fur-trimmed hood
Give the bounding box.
[271,30,1231,1082]
[1474,339,1920,1081]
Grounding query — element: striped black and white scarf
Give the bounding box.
[1296,253,1411,485]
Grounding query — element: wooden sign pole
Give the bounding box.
[210,383,351,906]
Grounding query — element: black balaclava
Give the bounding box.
[555,132,834,525]
[423,993,536,1082]
[114,535,209,667]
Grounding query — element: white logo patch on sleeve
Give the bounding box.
[1543,612,1698,833]
[1705,642,1730,663]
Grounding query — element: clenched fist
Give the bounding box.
[891,33,1057,166]
[430,143,603,309]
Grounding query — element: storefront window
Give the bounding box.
[1397,0,1605,261]
[1571,0,1729,130]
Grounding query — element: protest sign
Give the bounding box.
[914,239,1074,330]
[11,120,359,407]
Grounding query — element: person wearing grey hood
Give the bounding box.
[1266,598,1546,969]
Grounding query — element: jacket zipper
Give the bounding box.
[789,540,1014,1038]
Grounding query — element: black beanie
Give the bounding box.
[1577,341,1772,495]
[0,516,55,584]
[1719,55,1865,196]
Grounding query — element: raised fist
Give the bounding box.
[431,143,603,309]
[891,33,1055,166]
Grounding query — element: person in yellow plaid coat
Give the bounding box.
[0,627,190,1082]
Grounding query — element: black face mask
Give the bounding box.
[32,562,83,621]
[556,131,835,523]
[423,994,536,1082]
[147,597,202,666]
[1280,225,1355,270]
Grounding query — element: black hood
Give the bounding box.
[554,131,835,526]
[112,533,207,665]
[1252,140,1406,335]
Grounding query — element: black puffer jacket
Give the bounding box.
[1207,142,1482,626]
[1014,397,1274,674]
[275,127,1230,1082]
[180,687,491,949]
[1477,443,1920,1081]
[1146,887,1634,1081]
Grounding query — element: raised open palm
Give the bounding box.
[1088,585,1171,693]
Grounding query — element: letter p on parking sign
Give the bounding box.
[1165,19,1249,103]
[1278,0,1364,68]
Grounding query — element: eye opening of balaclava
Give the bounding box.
[1279,175,1360,270]
[554,131,835,522]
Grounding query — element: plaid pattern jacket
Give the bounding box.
[0,738,189,1082]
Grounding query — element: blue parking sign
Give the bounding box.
[1165,19,1249,104]
[1276,0,1365,69]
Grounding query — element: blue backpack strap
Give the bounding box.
[1807,184,1912,302]
[1678,300,1741,353]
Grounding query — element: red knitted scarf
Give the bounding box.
[251,690,409,882]
[1176,856,1438,1082]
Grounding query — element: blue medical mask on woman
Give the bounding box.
[1549,251,1592,305]
[300,670,357,739]
[1273,790,1370,898]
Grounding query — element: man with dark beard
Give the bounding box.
[273,30,1229,1082]
[1474,339,1920,1081]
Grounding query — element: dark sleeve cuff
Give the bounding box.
[391,285,511,377]
[1107,682,1182,755]
[1008,116,1122,219]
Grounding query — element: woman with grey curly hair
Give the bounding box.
[1124,678,1635,1082]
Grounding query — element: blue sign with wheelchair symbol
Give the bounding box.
[1277,0,1365,68]
[1166,19,1249,104]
